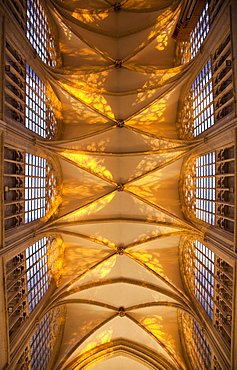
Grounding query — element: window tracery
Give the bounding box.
[174,40,191,67]
[192,60,214,137]
[15,307,64,370]
[177,95,194,139]
[4,147,60,230]
[26,0,57,66]
[181,237,233,349]
[25,64,61,138]
[190,2,209,59]
[6,0,57,66]
[175,0,226,66]
[4,40,60,138]
[26,65,47,138]
[25,154,47,223]
[181,147,235,235]
[180,312,222,370]
[26,237,50,313]
[174,2,209,66]
[195,152,215,225]
[30,308,63,370]
[177,59,214,138]
[177,34,234,139]
[194,240,214,319]
[5,236,64,342]
[180,154,196,220]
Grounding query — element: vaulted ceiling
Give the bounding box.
[38,1,200,368]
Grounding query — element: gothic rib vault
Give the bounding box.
[35,1,203,368]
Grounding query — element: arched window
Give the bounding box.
[177,34,234,139]
[26,237,51,313]
[190,2,209,59]
[6,0,57,66]
[5,235,64,342]
[195,151,215,225]
[180,312,222,370]
[4,41,61,138]
[16,307,65,370]
[181,237,233,350]
[30,310,60,370]
[174,2,209,65]
[26,0,57,66]
[175,0,226,65]
[4,146,60,230]
[25,65,59,138]
[181,147,234,235]
[192,60,214,137]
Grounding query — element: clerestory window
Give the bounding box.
[195,152,215,225]
[193,320,212,370]
[26,0,57,66]
[26,65,47,138]
[181,312,214,370]
[192,60,214,137]
[194,240,215,319]
[30,308,63,370]
[182,238,233,349]
[25,154,47,223]
[26,237,50,313]
[6,0,57,66]
[190,2,209,59]
[178,35,234,139]
[5,41,60,138]
[4,147,59,230]
[5,236,64,342]
[181,146,234,236]
[16,307,64,369]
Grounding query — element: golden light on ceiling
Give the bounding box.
[41,1,202,369]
